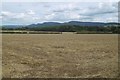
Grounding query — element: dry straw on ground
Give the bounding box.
[2,34,118,78]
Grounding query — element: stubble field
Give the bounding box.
[2,34,118,78]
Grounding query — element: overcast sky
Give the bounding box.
[0,2,118,25]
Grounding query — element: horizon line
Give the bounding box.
[1,21,119,26]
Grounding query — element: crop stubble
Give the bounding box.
[2,34,118,78]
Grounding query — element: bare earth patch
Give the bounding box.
[2,34,118,78]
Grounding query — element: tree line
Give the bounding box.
[2,25,120,34]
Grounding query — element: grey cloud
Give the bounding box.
[79,3,117,17]
[53,10,66,13]
[52,7,80,13]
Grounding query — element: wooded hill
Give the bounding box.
[1,21,120,34]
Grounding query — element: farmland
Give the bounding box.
[2,34,118,78]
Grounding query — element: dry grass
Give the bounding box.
[2,34,118,78]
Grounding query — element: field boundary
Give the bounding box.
[0,30,118,34]
[0,31,62,34]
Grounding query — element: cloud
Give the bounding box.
[1,11,25,19]
[43,2,118,23]
[14,13,25,19]
[45,13,55,20]
[0,16,2,20]
[1,10,38,24]
[52,3,80,13]
[1,2,118,25]
[44,12,83,22]
[92,17,117,22]
[1,9,36,19]
[27,10,35,15]
[79,2,117,16]
[1,11,13,17]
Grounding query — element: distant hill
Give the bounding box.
[27,22,61,28]
[1,21,119,34]
[26,21,119,28]
[2,21,119,29]
[66,21,107,27]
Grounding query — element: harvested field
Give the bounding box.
[2,34,118,78]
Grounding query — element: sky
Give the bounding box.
[0,1,119,25]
